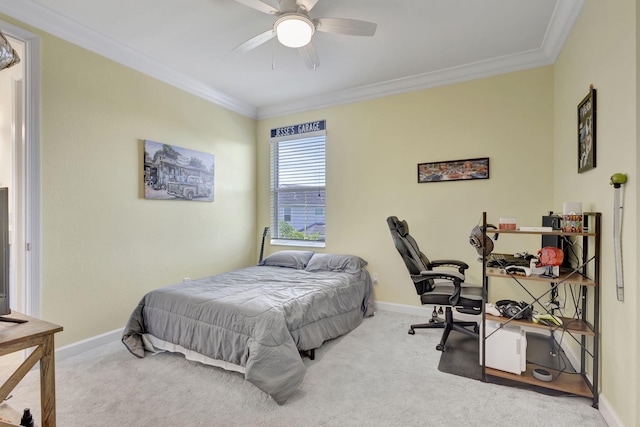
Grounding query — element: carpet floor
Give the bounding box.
[4,311,606,426]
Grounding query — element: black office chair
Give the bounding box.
[386,216,482,351]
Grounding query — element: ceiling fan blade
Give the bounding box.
[233,0,279,15]
[296,0,319,12]
[299,43,320,70]
[315,18,377,36]
[232,29,276,53]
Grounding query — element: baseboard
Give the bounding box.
[598,394,623,427]
[55,327,123,362]
[374,301,427,316]
[375,300,620,426]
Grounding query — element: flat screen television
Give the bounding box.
[0,187,26,323]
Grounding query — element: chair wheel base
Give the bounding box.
[408,328,415,335]
[436,344,444,351]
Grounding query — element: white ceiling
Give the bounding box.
[0,0,584,119]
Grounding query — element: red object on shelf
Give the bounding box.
[537,247,564,267]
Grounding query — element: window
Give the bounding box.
[270,121,326,246]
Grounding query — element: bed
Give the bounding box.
[122,250,374,404]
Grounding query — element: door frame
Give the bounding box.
[2,19,41,318]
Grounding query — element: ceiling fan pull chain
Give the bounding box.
[271,37,276,70]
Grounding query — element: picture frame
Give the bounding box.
[143,140,215,201]
[578,85,596,173]
[417,157,489,183]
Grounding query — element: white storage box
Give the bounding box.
[480,321,527,375]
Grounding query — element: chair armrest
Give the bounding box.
[430,259,469,274]
[414,269,464,283]
[414,270,465,306]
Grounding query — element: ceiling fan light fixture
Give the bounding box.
[275,14,315,48]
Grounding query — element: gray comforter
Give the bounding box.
[122,265,373,404]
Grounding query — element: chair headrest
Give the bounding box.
[387,216,410,237]
[396,220,409,237]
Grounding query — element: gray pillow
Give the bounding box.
[259,250,315,269]
[305,253,367,274]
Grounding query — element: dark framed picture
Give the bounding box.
[417,157,489,183]
[578,86,596,173]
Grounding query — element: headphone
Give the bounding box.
[495,300,532,320]
[469,224,499,257]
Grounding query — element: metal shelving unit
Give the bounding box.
[480,212,600,408]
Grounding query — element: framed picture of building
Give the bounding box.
[578,85,596,173]
[143,140,215,201]
[417,157,489,183]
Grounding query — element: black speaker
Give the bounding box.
[542,215,571,268]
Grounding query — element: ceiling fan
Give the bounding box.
[232,0,377,70]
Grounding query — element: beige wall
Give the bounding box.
[257,66,555,306]
[0,16,258,348]
[554,1,637,425]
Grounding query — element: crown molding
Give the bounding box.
[0,1,257,118]
[257,48,553,119]
[257,0,584,119]
[540,0,585,60]
[0,0,583,120]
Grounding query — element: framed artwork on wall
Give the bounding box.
[143,140,215,202]
[417,157,489,183]
[578,85,596,173]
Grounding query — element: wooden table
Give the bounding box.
[0,312,63,427]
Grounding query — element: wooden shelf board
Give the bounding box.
[485,267,596,287]
[485,314,594,336]
[486,364,593,398]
